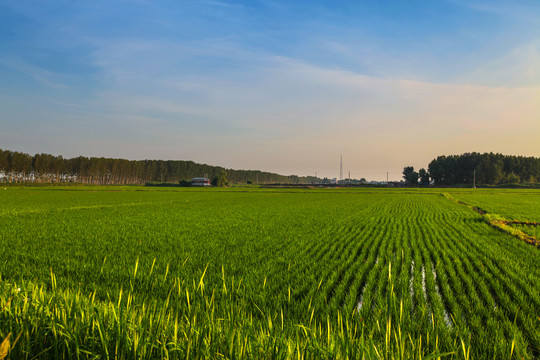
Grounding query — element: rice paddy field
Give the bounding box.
[0,186,539,359]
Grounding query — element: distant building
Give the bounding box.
[191,177,211,186]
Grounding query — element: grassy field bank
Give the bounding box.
[0,187,539,359]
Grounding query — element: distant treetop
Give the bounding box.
[0,148,310,185]
[427,152,539,186]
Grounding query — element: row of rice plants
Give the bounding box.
[2,265,469,359]
[421,197,538,358]
[0,188,539,358]
[450,189,540,223]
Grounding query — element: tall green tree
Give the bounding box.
[418,168,430,185]
[211,170,229,187]
[402,166,419,185]
[427,152,540,185]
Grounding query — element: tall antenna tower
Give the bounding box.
[340,155,343,182]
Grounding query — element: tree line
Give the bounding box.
[403,152,540,186]
[0,149,314,185]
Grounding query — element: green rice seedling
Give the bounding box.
[0,187,538,358]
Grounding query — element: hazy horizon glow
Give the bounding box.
[1,0,539,180]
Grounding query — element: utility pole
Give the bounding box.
[348,170,350,184]
[340,155,343,182]
[387,172,389,184]
[473,170,476,189]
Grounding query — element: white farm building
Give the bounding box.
[191,177,211,186]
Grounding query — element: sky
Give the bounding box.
[0,0,539,180]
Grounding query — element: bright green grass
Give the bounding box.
[514,224,540,239]
[0,187,539,359]
[448,188,540,222]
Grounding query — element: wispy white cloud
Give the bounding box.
[78,36,540,178]
[461,41,540,86]
[198,0,249,10]
[0,57,70,89]
[2,0,539,179]
[449,0,540,23]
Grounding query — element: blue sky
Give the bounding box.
[1,0,539,180]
